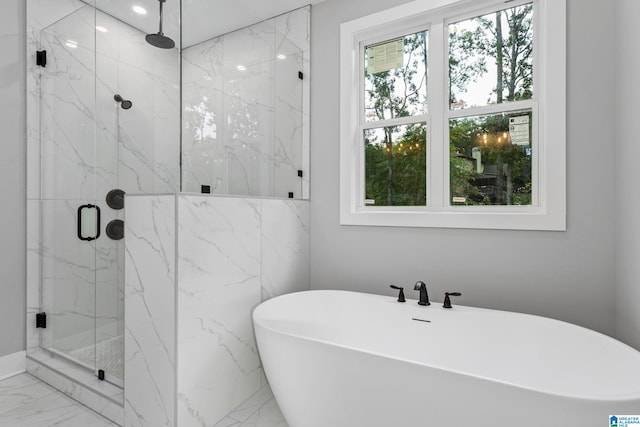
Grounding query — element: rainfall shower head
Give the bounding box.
[114,94,132,110]
[146,0,175,49]
[146,33,175,49]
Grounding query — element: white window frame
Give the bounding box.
[339,0,566,231]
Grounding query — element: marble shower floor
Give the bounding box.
[0,373,117,426]
[67,335,124,381]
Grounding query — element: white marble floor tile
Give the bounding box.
[0,373,117,426]
[238,398,288,427]
[214,383,288,427]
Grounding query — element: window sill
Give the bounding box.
[339,206,566,231]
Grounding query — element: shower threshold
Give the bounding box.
[27,349,124,425]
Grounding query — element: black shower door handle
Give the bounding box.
[77,204,101,241]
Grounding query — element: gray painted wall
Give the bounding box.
[309,0,620,337]
[616,0,640,349]
[0,0,26,358]
[0,0,636,359]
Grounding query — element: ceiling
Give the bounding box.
[94,0,324,47]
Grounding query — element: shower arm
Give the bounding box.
[158,0,165,35]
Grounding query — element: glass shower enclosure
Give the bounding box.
[27,0,309,399]
[29,0,181,387]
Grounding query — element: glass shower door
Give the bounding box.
[34,0,180,389]
[38,2,101,380]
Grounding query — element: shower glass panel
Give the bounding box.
[38,1,101,380]
[181,6,309,199]
[33,0,181,388]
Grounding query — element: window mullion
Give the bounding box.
[447,100,537,120]
[428,21,445,208]
[361,114,429,130]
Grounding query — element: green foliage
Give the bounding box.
[365,124,426,206]
[448,26,487,104]
[449,4,534,104]
[449,114,531,205]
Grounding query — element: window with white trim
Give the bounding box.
[340,0,566,230]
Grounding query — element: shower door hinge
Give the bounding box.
[298,71,304,80]
[97,370,105,381]
[36,50,47,67]
[36,312,47,328]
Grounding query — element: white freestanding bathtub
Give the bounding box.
[253,290,640,427]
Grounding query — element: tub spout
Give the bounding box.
[414,281,430,306]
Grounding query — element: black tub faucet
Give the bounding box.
[414,281,430,306]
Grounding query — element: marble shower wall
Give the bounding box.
[124,194,310,427]
[26,0,180,377]
[182,7,310,200]
[124,195,176,427]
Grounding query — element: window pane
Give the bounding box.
[448,3,533,109]
[364,31,428,122]
[364,123,427,206]
[449,111,532,205]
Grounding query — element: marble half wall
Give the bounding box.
[124,194,310,427]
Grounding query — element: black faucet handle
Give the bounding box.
[443,292,462,309]
[390,285,406,303]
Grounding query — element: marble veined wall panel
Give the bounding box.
[94,9,181,195]
[125,195,309,427]
[182,37,225,194]
[95,204,122,346]
[261,199,310,300]
[94,51,119,199]
[274,7,310,200]
[26,28,41,202]
[34,5,180,198]
[40,199,96,352]
[124,195,177,427]
[176,196,263,427]
[114,59,180,194]
[273,47,304,199]
[39,11,97,202]
[223,20,275,198]
[27,0,84,30]
[26,200,42,355]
